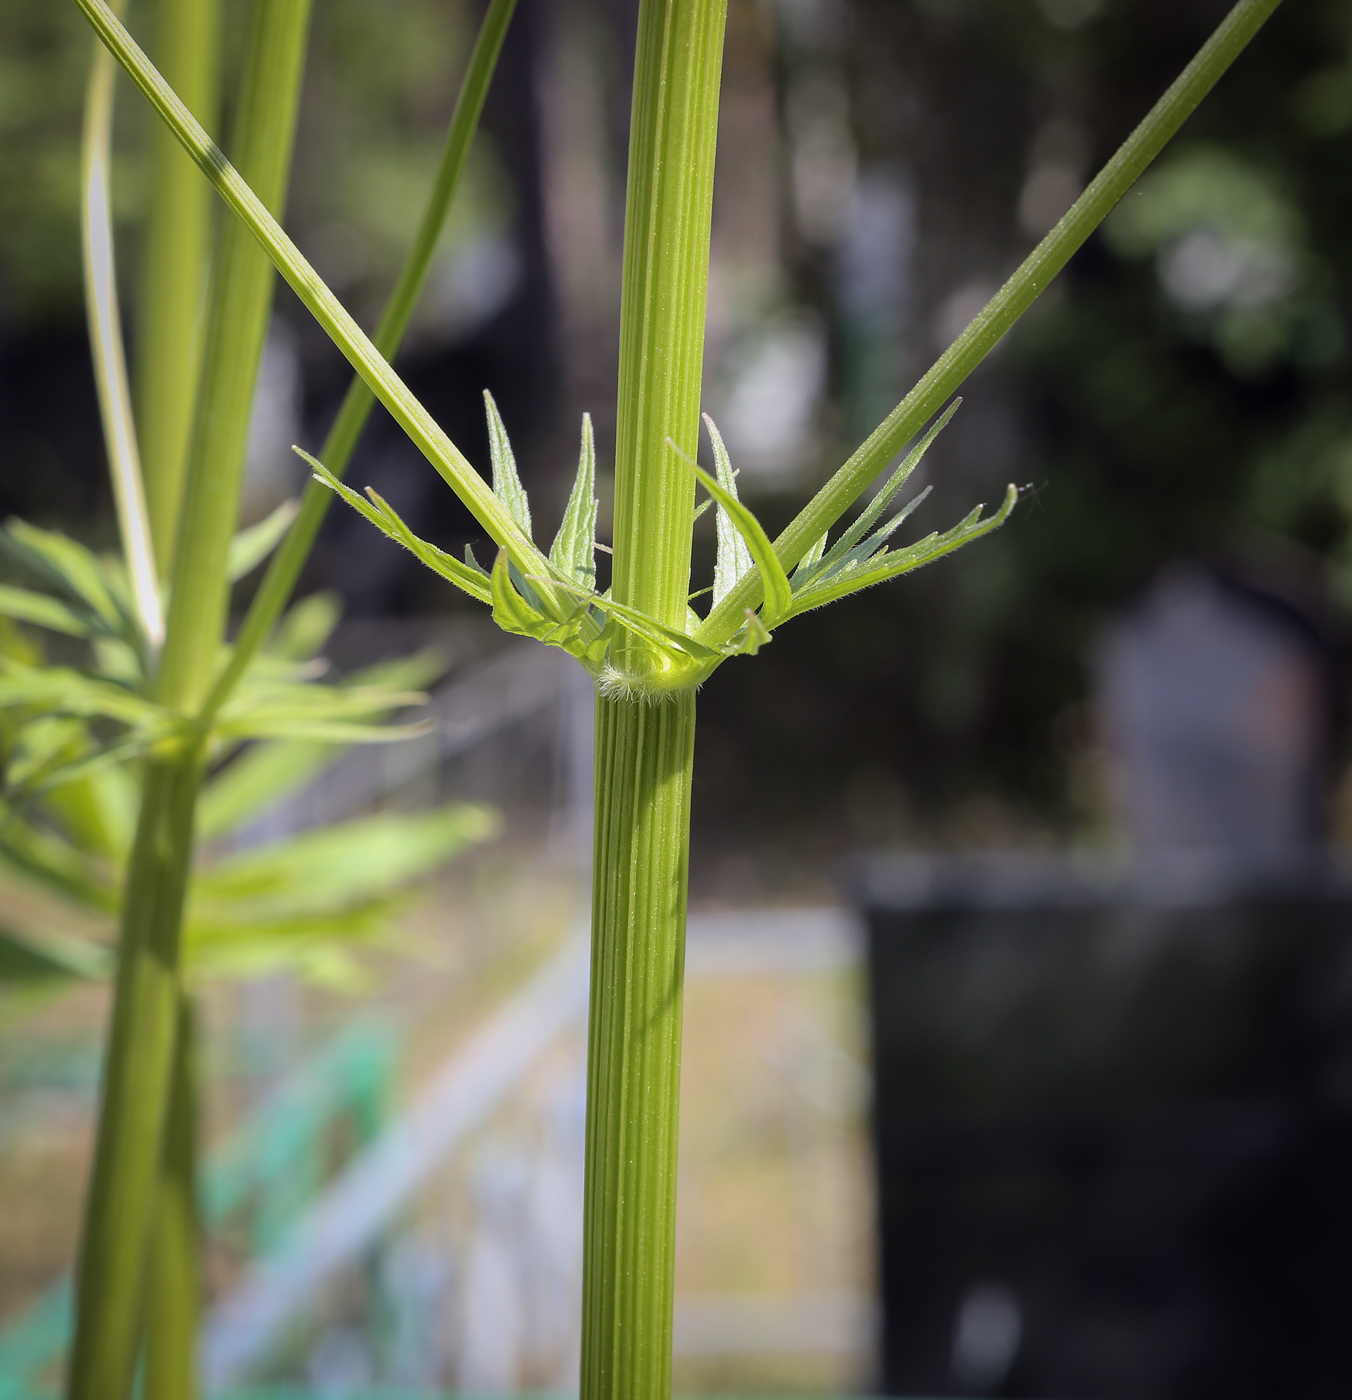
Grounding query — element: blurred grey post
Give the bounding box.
[1097,563,1333,865]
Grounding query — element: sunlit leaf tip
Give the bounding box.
[550,413,599,589]
[483,390,532,538]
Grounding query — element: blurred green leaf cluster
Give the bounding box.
[0,516,497,994]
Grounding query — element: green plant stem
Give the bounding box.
[157,0,314,711]
[66,747,202,1400]
[698,0,1285,646]
[67,5,313,1396]
[70,0,543,576]
[137,0,219,577]
[203,0,520,721]
[584,694,696,1400]
[81,6,163,649]
[144,995,200,1400]
[610,0,725,630]
[582,4,725,1398]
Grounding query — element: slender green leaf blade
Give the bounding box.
[550,413,598,588]
[676,441,792,626]
[797,402,957,594]
[0,521,128,636]
[227,498,300,582]
[0,586,95,638]
[484,391,532,538]
[704,415,753,609]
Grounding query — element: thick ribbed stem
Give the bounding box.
[583,692,696,1400]
[582,2,726,1395]
[610,0,727,629]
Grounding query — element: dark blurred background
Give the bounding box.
[8,1,1352,1396]
[8,0,1352,889]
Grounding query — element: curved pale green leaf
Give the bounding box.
[0,586,96,638]
[216,718,434,744]
[268,590,342,661]
[0,661,168,728]
[193,805,499,916]
[227,499,300,582]
[198,739,334,839]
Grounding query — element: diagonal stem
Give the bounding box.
[69,0,543,581]
[201,0,521,722]
[698,0,1285,646]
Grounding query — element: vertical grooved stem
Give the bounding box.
[583,692,696,1400]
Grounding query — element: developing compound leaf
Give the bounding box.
[492,551,605,667]
[705,416,753,609]
[536,576,723,665]
[790,532,828,588]
[301,451,492,605]
[792,400,958,596]
[786,483,1020,617]
[678,424,793,626]
[484,391,532,538]
[550,414,599,589]
[227,498,300,582]
[807,486,933,585]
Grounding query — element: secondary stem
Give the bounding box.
[144,995,200,1400]
[137,0,219,577]
[202,0,520,721]
[67,4,313,1395]
[66,748,202,1400]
